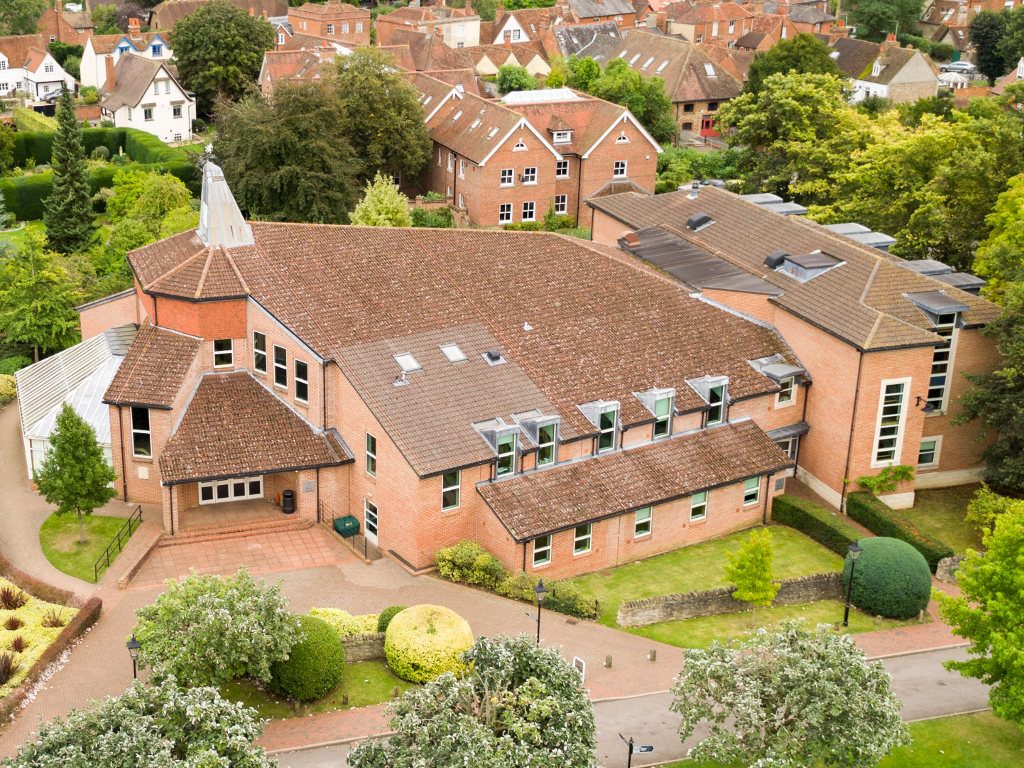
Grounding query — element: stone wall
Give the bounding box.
[342,632,385,663]
[616,572,843,627]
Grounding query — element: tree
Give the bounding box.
[848,0,925,43]
[496,64,538,93]
[587,58,677,143]
[108,170,193,235]
[215,81,361,222]
[974,172,1024,303]
[33,404,116,544]
[724,528,779,621]
[333,48,431,182]
[4,678,273,768]
[133,569,300,687]
[997,6,1024,72]
[565,55,600,91]
[965,483,1024,536]
[745,34,842,95]
[171,1,275,112]
[349,635,596,768]
[0,122,15,174]
[0,233,80,360]
[90,3,120,34]
[44,88,94,255]
[937,506,1024,728]
[670,622,909,767]
[0,0,46,36]
[971,11,1010,86]
[350,172,413,227]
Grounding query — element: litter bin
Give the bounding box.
[282,490,296,515]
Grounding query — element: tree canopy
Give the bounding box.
[971,11,1011,85]
[848,0,926,43]
[496,64,538,94]
[0,0,46,36]
[44,88,94,255]
[586,58,677,144]
[350,172,413,227]
[745,34,842,95]
[724,527,779,615]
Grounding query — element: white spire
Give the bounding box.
[198,161,254,248]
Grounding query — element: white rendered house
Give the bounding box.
[0,36,75,99]
[81,29,172,90]
[101,54,195,143]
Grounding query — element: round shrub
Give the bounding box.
[91,145,110,161]
[271,615,345,702]
[844,537,932,620]
[377,605,407,633]
[384,604,473,683]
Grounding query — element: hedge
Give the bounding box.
[844,537,932,619]
[12,108,58,133]
[845,492,954,572]
[772,494,860,556]
[383,604,473,683]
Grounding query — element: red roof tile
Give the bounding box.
[104,324,201,408]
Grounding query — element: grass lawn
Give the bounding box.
[39,513,136,582]
[661,711,1024,768]
[0,220,45,251]
[628,599,917,649]
[565,525,844,627]
[897,484,982,555]
[220,661,414,718]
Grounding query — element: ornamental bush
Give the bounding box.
[271,615,345,702]
[384,604,473,683]
[0,375,16,406]
[435,540,508,589]
[308,607,378,638]
[772,494,860,555]
[376,605,406,633]
[844,537,932,619]
[846,492,954,571]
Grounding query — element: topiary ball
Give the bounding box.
[844,537,932,620]
[384,604,473,683]
[377,605,407,634]
[270,615,345,702]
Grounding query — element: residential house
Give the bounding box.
[466,43,551,78]
[663,2,753,46]
[831,36,939,104]
[567,0,638,28]
[918,0,970,60]
[551,21,622,59]
[588,185,1001,509]
[733,13,799,51]
[37,0,94,46]
[81,21,173,90]
[991,56,1024,104]
[490,7,564,51]
[101,53,196,142]
[383,29,477,70]
[258,48,336,96]
[67,161,808,579]
[148,0,286,30]
[376,4,481,49]
[0,35,76,99]
[286,2,370,47]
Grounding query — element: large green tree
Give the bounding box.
[34,404,116,544]
[44,88,94,255]
[587,58,677,144]
[215,80,361,222]
[350,172,413,227]
[671,622,908,767]
[971,10,1010,85]
[496,64,538,94]
[974,172,1024,303]
[333,48,431,182]
[565,55,601,91]
[937,506,1024,729]
[89,3,121,34]
[848,0,925,42]
[0,0,46,36]
[745,34,842,95]
[171,0,275,113]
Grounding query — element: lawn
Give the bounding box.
[661,711,1024,768]
[220,661,414,718]
[0,220,46,251]
[565,525,844,627]
[39,513,137,582]
[897,484,982,555]
[628,599,916,649]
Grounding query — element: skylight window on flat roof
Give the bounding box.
[641,56,654,69]
[394,353,421,373]
[440,343,467,363]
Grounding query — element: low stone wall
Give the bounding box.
[343,632,385,663]
[617,572,843,627]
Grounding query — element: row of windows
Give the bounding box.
[128,105,183,121]
[251,333,309,402]
[325,21,364,34]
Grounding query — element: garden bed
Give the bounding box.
[39,513,137,582]
[0,577,79,696]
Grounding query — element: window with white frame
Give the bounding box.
[44,63,53,73]
[574,524,592,555]
[522,167,537,184]
[327,23,335,33]
[512,29,521,40]
[131,407,151,457]
[273,345,288,387]
[213,339,233,367]
[522,201,536,221]
[696,33,703,43]
[634,506,652,537]
[199,475,262,504]
[458,192,464,209]
[364,499,378,539]
[253,332,267,373]
[356,21,363,32]
[926,313,957,410]
[172,105,182,119]
[513,139,527,151]
[556,159,569,178]
[537,421,557,466]
[143,107,153,121]
[615,131,629,143]
[442,470,460,510]
[500,168,514,186]
[499,203,513,223]
[553,130,572,143]
[533,534,552,566]
[554,194,567,215]
[278,32,285,44]
[295,360,309,403]
[613,160,627,178]
[874,380,908,464]
[728,20,735,32]
[597,405,618,452]
[774,436,799,461]
[458,158,466,178]
[706,383,727,425]
[447,152,454,172]
[342,22,349,33]
[918,437,940,468]
[496,431,517,476]
[366,433,377,475]
[743,477,760,506]
[776,376,795,405]
[653,394,673,438]
[690,491,708,521]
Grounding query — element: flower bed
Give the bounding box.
[0,578,80,696]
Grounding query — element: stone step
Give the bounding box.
[158,516,315,547]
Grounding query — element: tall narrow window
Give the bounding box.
[690,491,708,521]
[537,422,557,466]
[706,384,726,426]
[634,506,652,537]
[653,396,672,438]
[131,407,151,457]
[776,376,795,405]
[253,332,267,372]
[366,433,377,476]
[556,159,569,178]
[597,406,618,452]
[442,470,460,510]
[532,534,552,566]
[364,499,378,540]
[574,524,592,555]
[295,360,309,403]
[496,432,517,477]
[273,346,287,387]
[213,339,233,367]
[743,477,760,506]
[874,381,907,464]
[926,313,957,411]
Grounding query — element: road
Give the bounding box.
[273,646,990,768]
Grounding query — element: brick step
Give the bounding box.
[159,516,315,547]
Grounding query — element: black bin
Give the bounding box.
[282,490,296,514]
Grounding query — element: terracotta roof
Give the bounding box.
[665,1,750,23]
[701,43,755,82]
[468,42,547,67]
[260,49,331,92]
[422,86,528,164]
[587,186,1001,350]
[149,0,286,28]
[380,44,417,71]
[420,67,484,96]
[289,1,368,19]
[831,37,924,85]
[0,35,47,68]
[569,0,635,18]
[479,420,793,540]
[788,2,834,24]
[23,48,48,73]
[102,54,186,111]
[159,372,349,484]
[104,324,201,408]
[387,29,474,71]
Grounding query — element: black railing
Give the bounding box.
[93,505,143,582]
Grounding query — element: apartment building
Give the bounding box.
[588,186,1001,510]
[286,1,370,47]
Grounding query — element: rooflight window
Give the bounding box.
[704,62,716,77]
[488,127,499,138]
[423,95,432,105]
[629,53,641,65]
[656,60,668,73]
[618,50,627,58]
[394,353,421,373]
[470,118,481,128]
[483,349,506,366]
[641,56,654,69]
[871,60,882,77]
[440,343,467,363]
[452,110,463,121]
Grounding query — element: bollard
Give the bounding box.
[393,686,400,699]
[342,694,349,706]
[604,654,612,669]
[648,649,657,662]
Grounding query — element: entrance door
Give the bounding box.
[364,499,379,545]
[199,476,263,504]
[700,115,718,137]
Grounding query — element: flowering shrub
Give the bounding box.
[384,604,472,683]
[308,608,379,638]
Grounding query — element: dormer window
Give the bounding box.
[552,130,572,144]
[768,249,843,282]
[635,387,674,439]
[871,60,883,77]
[707,383,726,425]
[496,431,517,476]
[516,412,560,467]
[579,401,620,453]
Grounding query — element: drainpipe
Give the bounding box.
[840,352,866,512]
[169,484,175,536]
[316,467,321,523]
[762,472,771,526]
[574,156,583,226]
[521,541,527,571]
[321,362,328,430]
[117,406,128,501]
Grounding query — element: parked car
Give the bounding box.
[940,61,978,74]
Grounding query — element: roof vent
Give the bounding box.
[522,322,533,332]
[687,212,713,232]
[686,181,699,199]
[764,250,788,269]
[483,350,506,366]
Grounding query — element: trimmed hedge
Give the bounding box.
[384,604,473,683]
[846,492,954,572]
[270,615,345,702]
[376,605,406,633]
[12,108,58,132]
[307,607,378,638]
[772,494,860,556]
[843,537,932,619]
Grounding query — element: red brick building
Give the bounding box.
[285,1,370,48]
[37,0,94,46]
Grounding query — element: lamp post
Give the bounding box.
[126,634,141,680]
[843,542,863,628]
[619,734,654,768]
[534,580,548,644]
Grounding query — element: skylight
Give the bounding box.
[394,353,421,373]
[487,127,499,138]
[452,110,463,121]
[440,343,467,363]
[641,56,654,69]
[656,60,668,73]
[704,62,716,77]
[629,53,641,65]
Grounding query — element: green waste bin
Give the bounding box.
[333,515,360,538]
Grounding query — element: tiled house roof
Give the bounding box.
[149,0,286,28]
[568,0,635,18]
[479,420,793,540]
[101,54,185,111]
[551,21,621,58]
[0,35,47,68]
[831,37,920,85]
[104,324,201,408]
[88,32,166,55]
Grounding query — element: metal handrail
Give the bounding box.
[93,505,143,582]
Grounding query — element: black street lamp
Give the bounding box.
[619,734,654,768]
[534,580,548,644]
[126,634,141,679]
[843,542,863,628]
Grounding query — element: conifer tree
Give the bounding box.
[724,527,780,623]
[44,88,93,254]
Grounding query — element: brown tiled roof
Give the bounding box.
[145,244,249,299]
[289,1,367,19]
[87,32,167,55]
[387,29,474,71]
[666,1,750,23]
[468,42,547,67]
[588,186,1001,350]
[260,49,331,92]
[102,54,185,111]
[0,35,46,68]
[478,420,792,540]
[159,372,349,484]
[423,87,528,164]
[104,324,201,408]
[831,37,923,86]
[23,48,48,73]
[149,0,286,28]
[380,44,417,71]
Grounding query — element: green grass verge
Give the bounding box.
[39,513,136,582]
[565,525,844,627]
[220,661,415,718]
[898,484,982,555]
[627,599,916,649]
[662,711,1023,768]
[0,220,46,251]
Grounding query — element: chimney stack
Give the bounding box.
[104,54,116,89]
[127,16,141,35]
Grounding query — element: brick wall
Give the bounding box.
[152,296,247,340]
[78,290,146,339]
